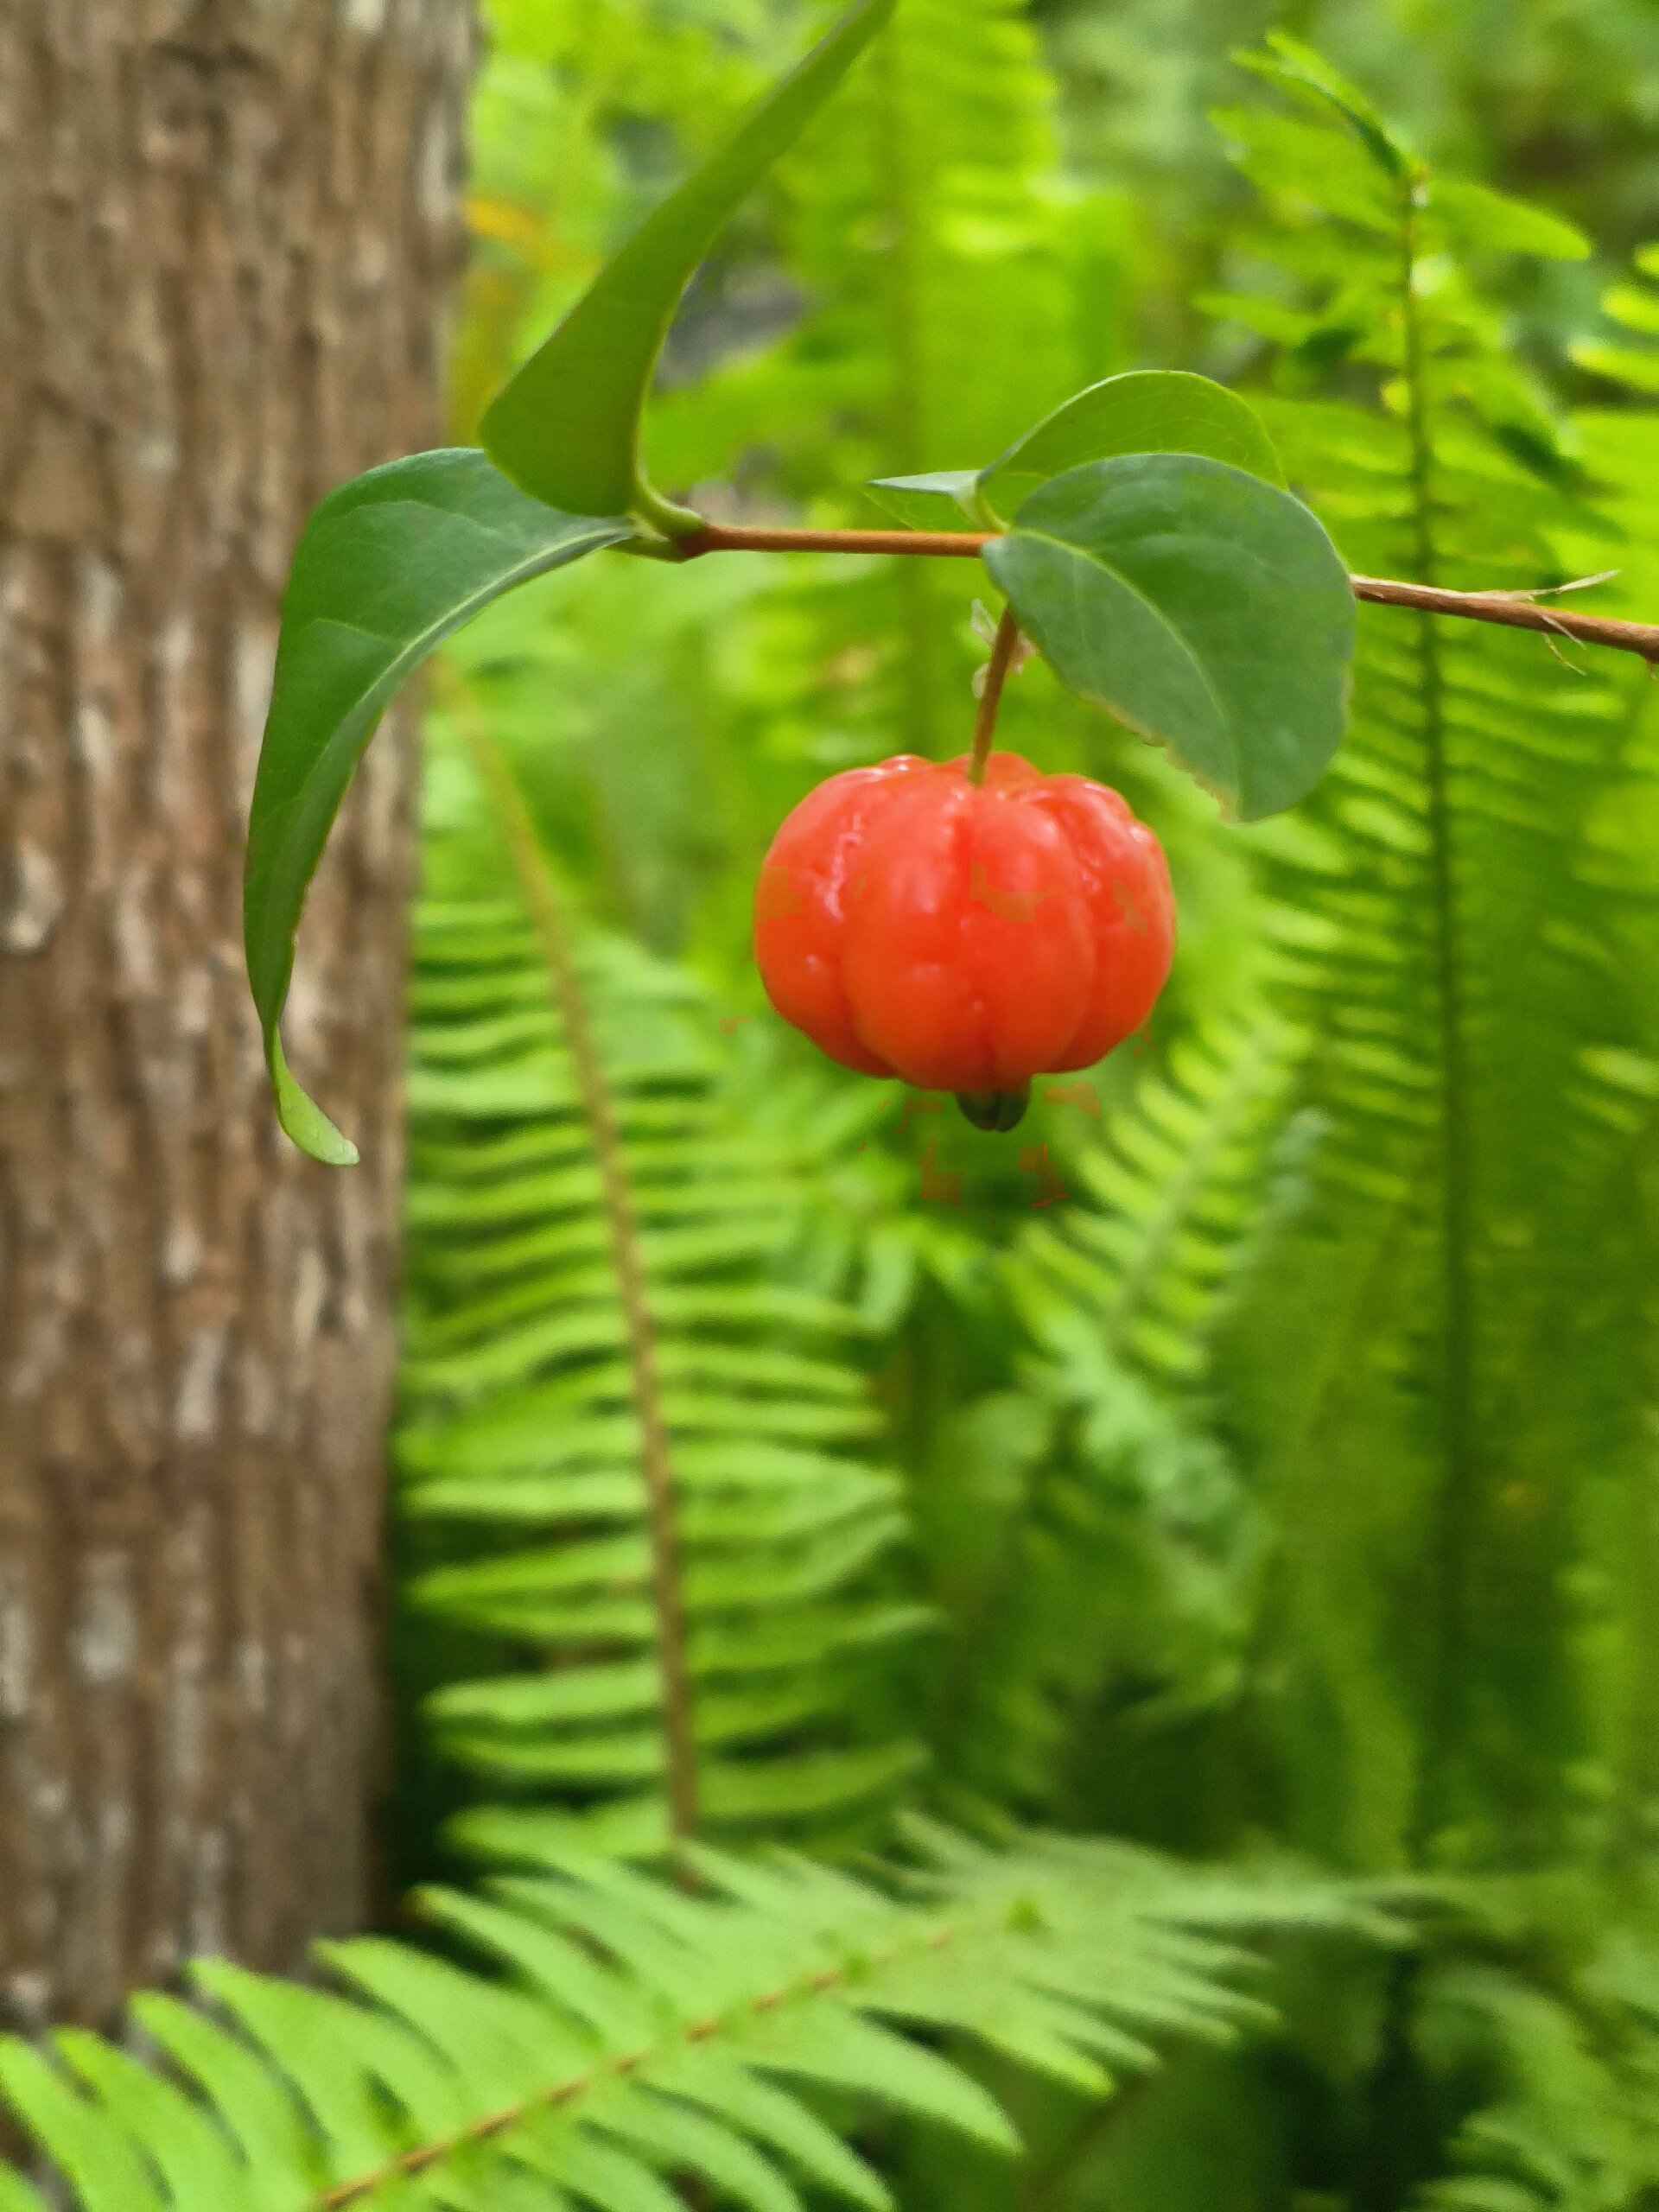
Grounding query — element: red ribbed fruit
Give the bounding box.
[753,752,1175,1113]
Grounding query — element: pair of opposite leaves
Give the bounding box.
[245,0,1355,1164]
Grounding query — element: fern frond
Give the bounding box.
[1198,46,1655,1872]
[396,712,925,1859]
[1012,1017,1298,1392]
[1571,240,1659,396]
[931,1019,1294,1818]
[1414,1927,1659,2212]
[0,1834,1378,2212]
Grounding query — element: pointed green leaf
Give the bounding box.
[862,473,986,530]
[1570,340,1659,394]
[416,1888,649,2049]
[1208,104,1399,232]
[645,2048,892,2212]
[1235,32,1414,178]
[700,1743,928,1825]
[985,454,1355,821]
[0,2169,50,2212]
[315,1939,560,2106]
[127,1994,318,2208]
[435,2162,580,2212]
[480,0,896,525]
[734,2007,1020,2154]
[1428,180,1589,262]
[978,372,1285,519]
[187,1964,414,2178]
[244,448,632,1160]
[51,2032,259,2212]
[1600,281,1659,335]
[0,2044,168,2212]
[528,2129,685,2212]
[585,2083,804,2212]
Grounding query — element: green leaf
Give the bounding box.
[1427,180,1590,262]
[184,1967,400,2180]
[480,0,896,526]
[862,472,985,530]
[984,454,1355,821]
[0,2171,51,2212]
[733,2008,1020,2154]
[1235,32,1414,179]
[243,448,632,1162]
[644,2047,892,2212]
[127,1993,315,2207]
[978,372,1286,518]
[1569,340,1659,394]
[51,2034,257,2212]
[1599,282,1659,336]
[524,2129,686,2212]
[1207,104,1399,233]
[0,2044,168,2212]
[584,2084,804,2212]
[866,379,1283,532]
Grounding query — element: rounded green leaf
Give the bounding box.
[985,454,1355,821]
[244,449,633,1162]
[978,371,1285,519]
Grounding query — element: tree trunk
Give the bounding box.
[0,0,470,2027]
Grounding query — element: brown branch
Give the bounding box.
[1348,573,1659,662]
[314,1923,959,2210]
[674,522,1659,663]
[455,702,702,1852]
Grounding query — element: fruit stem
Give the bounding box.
[968,607,1023,786]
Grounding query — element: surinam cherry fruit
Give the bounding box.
[753,751,1176,1131]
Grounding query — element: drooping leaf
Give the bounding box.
[242,448,632,1162]
[985,454,1356,820]
[977,372,1286,518]
[480,0,897,526]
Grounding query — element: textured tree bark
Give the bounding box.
[0,0,470,2026]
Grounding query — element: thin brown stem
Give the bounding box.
[672,522,1659,664]
[1350,573,1659,661]
[677,520,990,560]
[456,702,701,1852]
[969,607,1023,785]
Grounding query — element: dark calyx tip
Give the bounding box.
[956,1084,1031,1133]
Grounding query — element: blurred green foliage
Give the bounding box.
[391,4,1659,2209]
